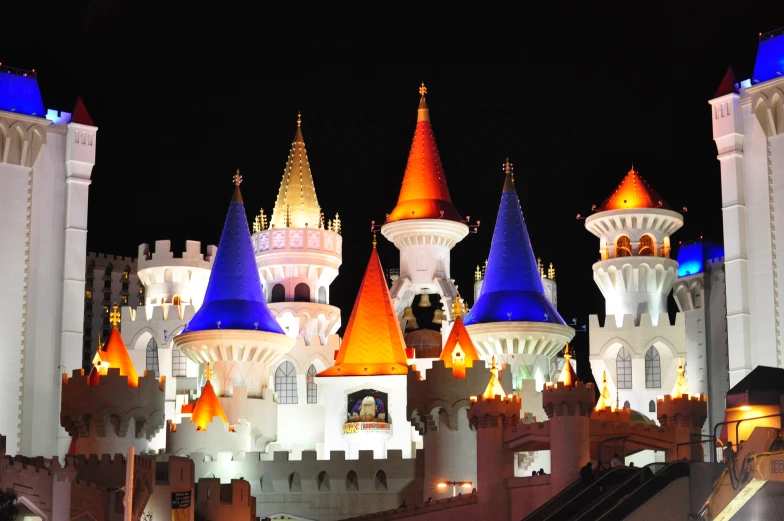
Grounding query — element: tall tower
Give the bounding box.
[0,66,97,457]
[316,245,416,458]
[381,84,472,323]
[252,114,342,343]
[464,159,574,396]
[174,173,295,451]
[585,167,687,420]
[585,166,683,325]
[709,29,784,385]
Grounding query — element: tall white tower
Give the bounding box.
[0,66,97,457]
[586,167,687,420]
[381,84,476,324]
[709,29,784,386]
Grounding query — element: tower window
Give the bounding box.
[616,346,632,389]
[615,236,632,257]
[172,347,187,377]
[275,361,298,404]
[271,284,285,303]
[146,338,160,378]
[294,283,310,302]
[307,364,318,404]
[649,400,656,413]
[645,346,661,388]
[638,235,655,256]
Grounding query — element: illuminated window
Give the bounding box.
[121,295,128,305]
[173,295,182,306]
[645,346,661,388]
[307,364,318,404]
[146,338,159,378]
[615,236,632,257]
[275,361,298,404]
[172,347,187,377]
[616,347,632,389]
[85,289,92,300]
[639,235,655,256]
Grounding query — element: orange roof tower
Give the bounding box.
[386,83,462,223]
[439,297,481,378]
[317,245,408,376]
[556,344,577,388]
[596,166,670,211]
[189,365,229,430]
[482,356,507,400]
[89,305,139,387]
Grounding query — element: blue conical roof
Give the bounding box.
[186,182,284,334]
[464,164,566,326]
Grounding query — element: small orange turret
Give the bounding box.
[439,298,480,378]
[189,364,229,431]
[89,304,139,387]
[386,83,462,223]
[482,357,507,400]
[596,166,670,211]
[556,344,577,388]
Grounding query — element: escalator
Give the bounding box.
[522,467,639,521]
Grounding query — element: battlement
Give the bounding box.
[407,360,513,435]
[196,478,256,518]
[542,381,595,418]
[61,368,165,440]
[123,303,197,323]
[86,252,137,268]
[656,393,708,429]
[588,312,685,331]
[138,240,216,268]
[2,453,77,482]
[67,452,155,491]
[167,418,251,459]
[589,419,669,437]
[468,394,522,428]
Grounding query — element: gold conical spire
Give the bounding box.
[557,344,577,387]
[670,356,691,399]
[595,371,614,411]
[270,113,321,229]
[482,356,507,399]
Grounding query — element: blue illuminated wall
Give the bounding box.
[0,71,45,117]
[753,30,784,84]
[676,241,724,278]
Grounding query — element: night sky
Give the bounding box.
[4,4,778,382]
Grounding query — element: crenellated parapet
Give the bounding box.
[123,303,197,323]
[66,452,155,489]
[542,381,595,418]
[137,240,215,308]
[588,312,685,332]
[468,394,522,428]
[167,418,251,459]
[657,393,708,429]
[406,360,512,435]
[61,368,165,441]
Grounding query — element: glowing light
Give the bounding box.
[740,405,752,411]
[469,396,477,402]
[676,241,724,278]
[437,483,448,489]
[461,482,473,488]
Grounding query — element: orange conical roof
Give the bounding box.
[439,317,480,369]
[557,344,577,388]
[190,380,229,430]
[596,166,670,211]
[89,306,139,387]
[318,247,409,376]
[386,84,462,223]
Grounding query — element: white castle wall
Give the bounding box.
[167,418,251,460]
[0,107,96,458]
[589,313,686,421]
[186,448,423,521]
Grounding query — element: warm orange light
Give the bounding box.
[437,483,448,489]
[190,381,229,430]
[597,166,670,212]
[740,406,752,411]
[92,326,139,387]
[461,482,473,488]
[469,396,477,402]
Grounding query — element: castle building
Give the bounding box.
[381,84,476,327]
[586,167,688,421]
[0,66,97,457]
[709,28,784,386]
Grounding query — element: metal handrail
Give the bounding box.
[711,414,781,462]
[597,435,628,466]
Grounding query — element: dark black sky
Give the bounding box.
[4,4,778,380]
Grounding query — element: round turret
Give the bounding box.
[137,240,215,308]
[585,166,683,324]
[251,115,342,343]
[61,307,165,456]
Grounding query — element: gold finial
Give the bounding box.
[419,82,427,97]
[563,343,571,359]
[538,257,544,278]
[233,169,242,186]
[475,265,482,282]
[205,363,214,382]
[491,355,497,370]
[451,296,466,319]
[372,231,377,249]
[548,262,555,281]
[109,304,121,327]
[504,157,513,177]
[297,111,302,127]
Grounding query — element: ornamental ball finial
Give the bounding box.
[419,82,427,97]
[205,363,214,382]
[297,111,302,127]
[109,303,121,327]
[233,169,242,186]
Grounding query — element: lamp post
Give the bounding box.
[436,480,472,498]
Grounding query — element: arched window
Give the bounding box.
[623,400,631,409]
[172,347,187,377]
[645,346,661,388]
[271,284,285,303]
[374,470,388,491]
[307,364,318,404]
[649,400,656,413]
[261,473,273,492]
[317,471,330,491]
[146,338,159,378]
[294,283,310,302]
[616,347,632,389]
[346,470,359,491]
[289,472,302,492]
[173,295,182,306]
[275,361,298,404]
[615,236,632,257]
[638,235,655,256]
[318,286,327,304]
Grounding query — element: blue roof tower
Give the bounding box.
[186,171,284,334]
[465,160,566,326]
[0,67,45,117]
